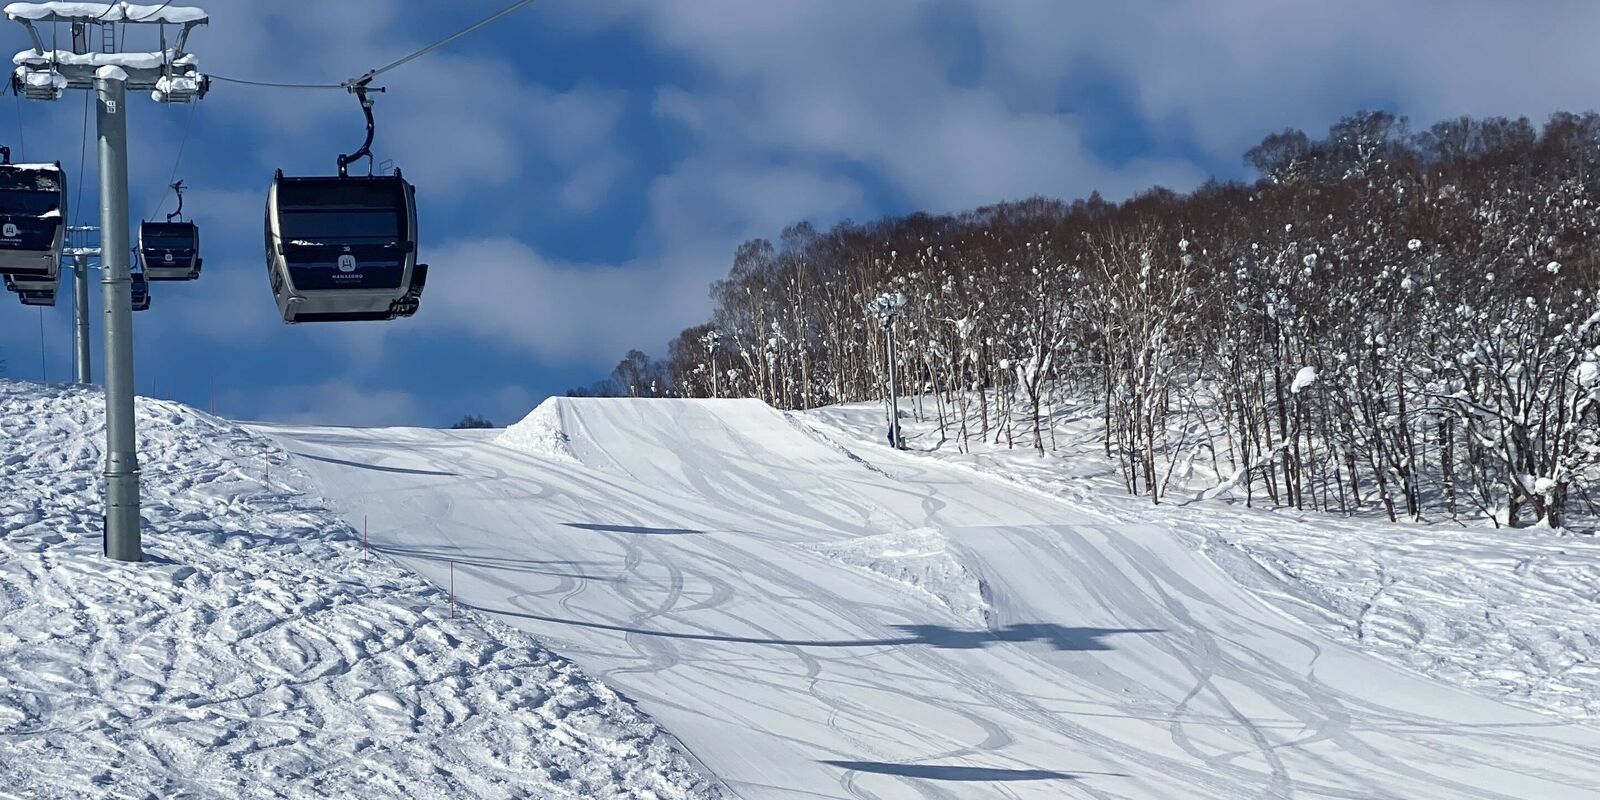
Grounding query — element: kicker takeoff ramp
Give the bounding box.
[260,398,1600,800]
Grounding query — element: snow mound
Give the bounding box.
[496,397,577,461]
[0,380,721,799]
[802,527,990,626]
[497,397,864,496]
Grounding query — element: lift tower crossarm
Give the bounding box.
[6,2,208,99]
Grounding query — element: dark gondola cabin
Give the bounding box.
[15,286,55,306]
[0,149,65,281]
[4,270,57,296]
[264,170,424,323]
[131,270,150,311]
[139,220,201,281]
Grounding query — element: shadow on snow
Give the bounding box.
[563,522,704,535]
[820,761,1106,782]
[462,601,1159,652]
[290,450,459,477]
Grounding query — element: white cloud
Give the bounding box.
[412,157,865,364]
[972,1,1600,163]
[596,1,1207,213]
[253,379,423,427]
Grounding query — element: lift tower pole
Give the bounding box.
[97,73,140,560]
[73,252,90,383]
[8,2,211,562]
[66,229,100,384]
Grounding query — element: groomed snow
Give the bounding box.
[807,399,1600,721]
[0,381,721,799]
[266,397,1600,799]
[800,527,990,626]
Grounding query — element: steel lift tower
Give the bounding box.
[8,1,209,562]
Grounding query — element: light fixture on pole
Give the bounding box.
[698,328,722,398]
[867,291,906,449]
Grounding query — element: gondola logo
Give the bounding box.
[337,254,358,273]
[2,223,16,238]
[163,252,174,263]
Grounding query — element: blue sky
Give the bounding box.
[3,0,1599,427]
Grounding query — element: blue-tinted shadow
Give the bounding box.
[822,761,1088,781]
[564,522,702,535]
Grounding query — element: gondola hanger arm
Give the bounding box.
[335,81,386,177]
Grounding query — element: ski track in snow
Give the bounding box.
[0,380,721,800]
[264,396,1600,800]
[804,402,1600,723]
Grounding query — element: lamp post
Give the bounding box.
[867,291,906,449]
[699,328,722,398]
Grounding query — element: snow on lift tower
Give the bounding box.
[5,2,210,103]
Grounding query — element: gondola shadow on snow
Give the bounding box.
[371,543,623,582]
[820,761,1109,782]
[563,522,704,536]
[289,450,459,477]
[460,603,1161,652]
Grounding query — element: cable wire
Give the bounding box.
[146,100,198,220]
[355,0,536,84]
[208,0,537,92]
[72,91,89,229]
[206,74,345,90]
[11,89,25,161]
[129,1,174,22]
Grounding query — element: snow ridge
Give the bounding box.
[497,398,578,462]
[0,380,721,799]
[801,527,991,626]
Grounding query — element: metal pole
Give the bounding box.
[73,254,90,383]
[97,74,140,562]
[37,306,46,381]
[886,317,902,449]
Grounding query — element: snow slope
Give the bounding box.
[805,400,1600,722]
[0,381,720,799]
[264,397,1600,800]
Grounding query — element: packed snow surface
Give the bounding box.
[800,527,990,626]
[809,400,1600,721]
[265,397,1600,800]
[0,381,720,799]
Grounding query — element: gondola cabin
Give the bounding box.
[0,155,65,280]
[3,270,57,295]
[263,170,425,323]
[131,270,150,311]
[17,289,55,306]
[10,277,55,306]
[138,220,201,281]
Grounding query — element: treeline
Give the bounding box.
[577,111,1600,530]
